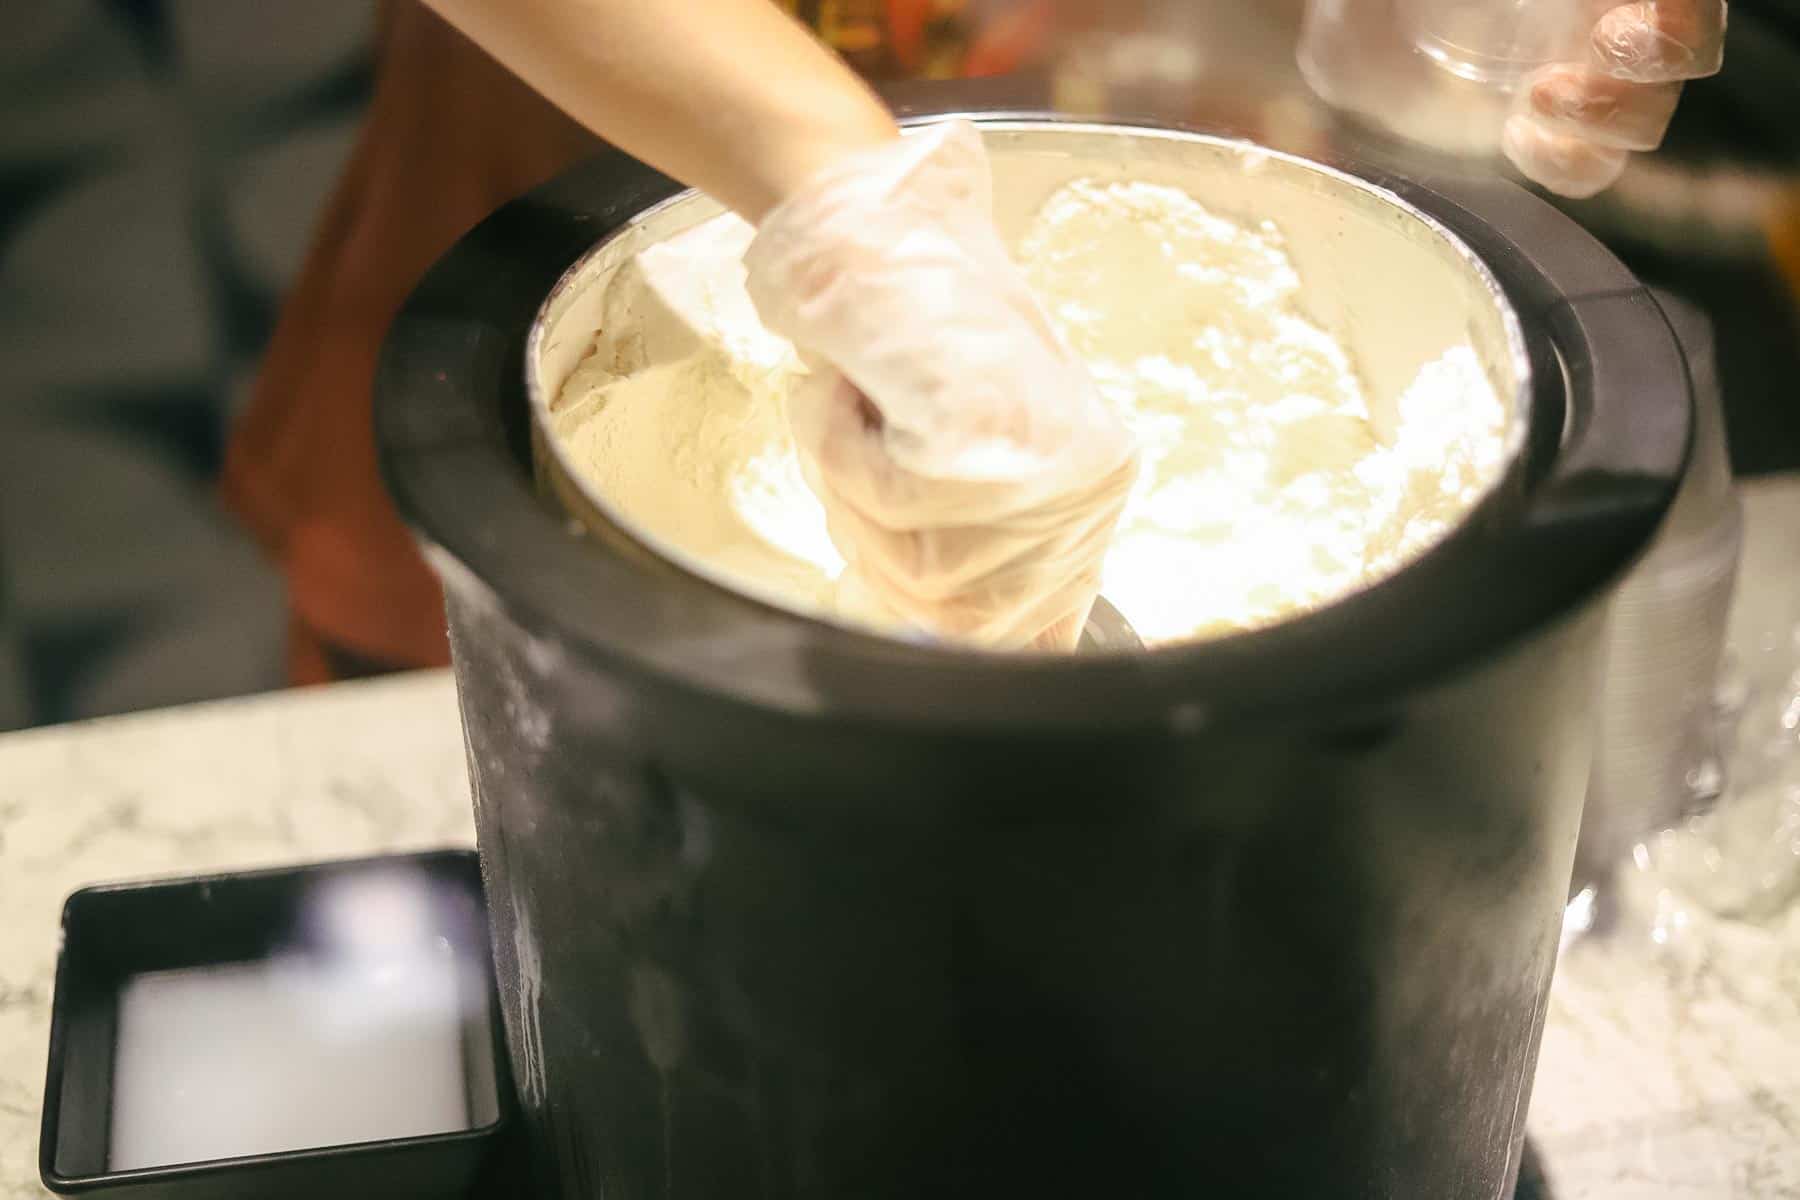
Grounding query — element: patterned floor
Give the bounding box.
[0,0,375,728]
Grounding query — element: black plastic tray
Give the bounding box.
[40,849,511,1200]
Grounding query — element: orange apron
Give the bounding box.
[221,3,595,683]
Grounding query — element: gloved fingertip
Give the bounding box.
[1592,5,1666,80]
[1519,65,1680,151]
[1502,116,1629,199]
[1499,115,1540,175]
[1525,64,1618,126]
[1590,0,1722,82]
[1553,165,1626,201]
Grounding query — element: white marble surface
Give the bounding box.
[1,481,1796,1199]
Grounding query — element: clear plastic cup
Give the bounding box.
[1297,0,1589,155]
[1572,295,1746,919]
[1400,0,1592,85]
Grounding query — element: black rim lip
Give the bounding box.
[377,111,1681,734]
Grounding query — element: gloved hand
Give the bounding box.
[744,121,1139,651]
[1504,0,1727,198]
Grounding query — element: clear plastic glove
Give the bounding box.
[744,121,1139,651]
[1504,0,1727,198]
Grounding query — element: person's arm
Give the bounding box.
[420,0,899,221]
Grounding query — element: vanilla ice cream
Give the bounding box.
[548,177,1509,648]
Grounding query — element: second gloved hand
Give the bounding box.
[1504,0,1727,198]
[743,121,1139,652]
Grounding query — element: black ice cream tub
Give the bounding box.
[377,111,1689,1199]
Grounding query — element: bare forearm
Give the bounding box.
[421,0,899,220]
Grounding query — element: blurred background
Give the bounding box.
[1,0,1795,731]
[1,2,374,728]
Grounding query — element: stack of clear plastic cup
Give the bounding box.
[1574,294,1742,899]
[1298,0,1589,155]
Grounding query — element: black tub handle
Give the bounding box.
[1520,288,1692,567]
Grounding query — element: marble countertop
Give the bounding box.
[3,480,1796,1200]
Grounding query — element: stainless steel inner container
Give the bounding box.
[528,122,1533,641]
